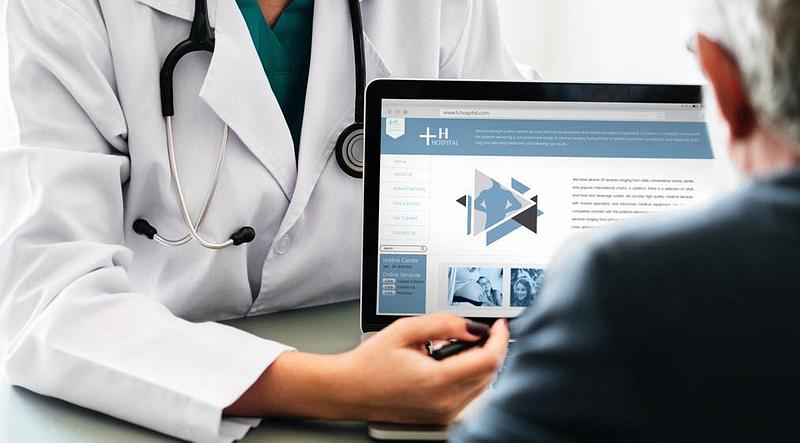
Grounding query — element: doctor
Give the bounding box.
[0,0,522,441]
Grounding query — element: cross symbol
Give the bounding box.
[419,127,437,146]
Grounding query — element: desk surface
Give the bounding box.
[0,300,373,443]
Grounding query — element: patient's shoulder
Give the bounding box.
[589,182,793,264]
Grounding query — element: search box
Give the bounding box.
[379,245,428,253]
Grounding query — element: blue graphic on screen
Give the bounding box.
[382,118,714,159]
[474,178,524,230]
[458,171,544,246]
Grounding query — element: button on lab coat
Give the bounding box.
[0,0,524,440]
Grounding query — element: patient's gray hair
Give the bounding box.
[693,0,800,149]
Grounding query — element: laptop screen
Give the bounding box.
[375,97,718,318]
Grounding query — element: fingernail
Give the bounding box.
[466,319,490,336]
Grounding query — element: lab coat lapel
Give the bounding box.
[277,0,390,238]
[136,0,298,199]
[201,0,297,199]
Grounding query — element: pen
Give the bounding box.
[429,334,489,361]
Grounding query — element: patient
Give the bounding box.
[455,1,800,441]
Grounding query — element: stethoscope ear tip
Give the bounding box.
[231,226,256,245]
[133,219,158,239]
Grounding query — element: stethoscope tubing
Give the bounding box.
[164,116,234,249]
[152,119,230,247]
[136,0,364,249]
[348,0,366,122]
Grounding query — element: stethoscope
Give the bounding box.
[133,0,367,249]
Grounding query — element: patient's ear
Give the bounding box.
[696,34,757,141]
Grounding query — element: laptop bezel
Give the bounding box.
[360,79,703,333]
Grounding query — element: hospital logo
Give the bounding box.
[385,117,406,139]
[419,127,458,147]
[456,170,543,246]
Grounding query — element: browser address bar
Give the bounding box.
[439,108,667,121]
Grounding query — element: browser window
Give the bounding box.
[376,98,719,317]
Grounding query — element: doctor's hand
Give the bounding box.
[337,314,510,424]
[224,314,509,424]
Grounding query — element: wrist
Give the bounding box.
[257,350,367,421]
[312,350,372,421]
[224,349,383,422]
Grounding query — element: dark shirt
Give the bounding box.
[455,167,800,442]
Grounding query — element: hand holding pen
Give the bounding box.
[427,319,502,361]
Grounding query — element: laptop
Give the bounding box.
[360,80,718,440]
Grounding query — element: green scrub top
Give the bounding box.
[236,0,315,160]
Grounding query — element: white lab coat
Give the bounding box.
[0,0,523,440]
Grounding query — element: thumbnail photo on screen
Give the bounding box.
[448,267,503,308]
[511,268,544,307]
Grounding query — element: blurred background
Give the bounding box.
[496,0,702,83]
[0,1,703,148]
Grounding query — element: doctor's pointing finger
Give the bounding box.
[0,0,522,440]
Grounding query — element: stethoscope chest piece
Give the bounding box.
[335,122,364,179]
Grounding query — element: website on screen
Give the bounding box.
[376,98,720,317]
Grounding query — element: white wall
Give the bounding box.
[496,0,703,84]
